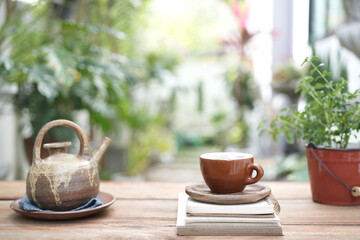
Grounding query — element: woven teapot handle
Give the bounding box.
[33,119,90,163]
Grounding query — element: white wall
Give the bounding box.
[0,2,28,180]
[0,87,21,180]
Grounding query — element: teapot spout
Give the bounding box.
[91,137,111,165]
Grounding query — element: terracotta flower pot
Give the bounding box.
[306,143,360,205]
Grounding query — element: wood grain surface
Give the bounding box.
[0,181,312,200]
[1,181,360,239]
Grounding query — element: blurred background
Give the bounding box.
[0,0,360,182]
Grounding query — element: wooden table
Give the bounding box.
[0,181,359,239]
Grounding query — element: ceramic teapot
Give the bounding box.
[26,119,111,211]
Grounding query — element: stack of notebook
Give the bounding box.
[176,193,283,236]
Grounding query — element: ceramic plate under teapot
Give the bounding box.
[10,191,115,220]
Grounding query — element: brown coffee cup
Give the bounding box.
[200,152,264,194]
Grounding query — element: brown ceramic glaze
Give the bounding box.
[200,152,264,194]
[185,182,271,204]
[26,119,111,211]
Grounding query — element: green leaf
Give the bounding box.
[322,70,332,77]
[311,56,319,61]
[295,84,302,93]
[314,83,324,89]
[44,47,76,90]
[310,68,316,75]
[28,66,58,100]
[304,76,314,83]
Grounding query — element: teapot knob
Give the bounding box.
[43,141,72,156]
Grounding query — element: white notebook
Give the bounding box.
[185,214,280,224]
[186,193,275,215]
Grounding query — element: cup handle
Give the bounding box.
[244,163,264,185]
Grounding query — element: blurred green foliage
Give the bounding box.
[0,0,177,175]
[275,153,309,181]
[272,61,304,84]
[224,60,257,148]
[0,0,146,137]
[128,124,175,175]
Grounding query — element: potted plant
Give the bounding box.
[259,56,360,205]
